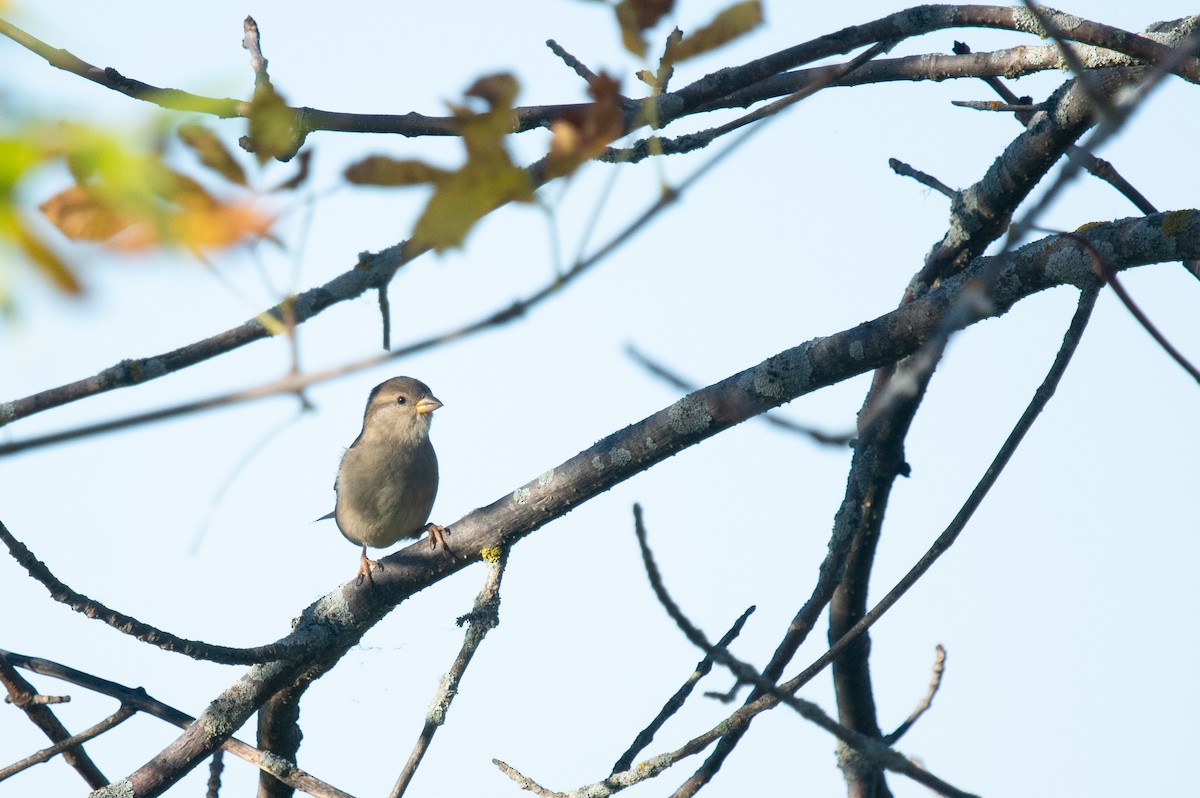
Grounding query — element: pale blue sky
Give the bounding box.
[2,2,1198,796]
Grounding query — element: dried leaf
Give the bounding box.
[39,184,136,243]
[343,73,532,252]
[345,156,448,186]
[271,149,313,192]
[546,73,626,179]
[615,0,675,58]
[664,1,762,66]
[178,124,247,186]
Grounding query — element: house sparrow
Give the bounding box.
[319,377,447,584]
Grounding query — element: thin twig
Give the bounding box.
[888,158,956,199]
[0,705,136,783]
[612,605,756,774]
[390,548,508,798]
[0,653,108,788]
[242,16,271,88]
[546,39,600,85]
[1060,231,1200,383]
[885,644,947,744]
[950,99,1040,112]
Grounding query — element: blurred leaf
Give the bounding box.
[616,0,675,58]
[170,197,274,249]
[546,72,626,179]
[271,149,313,191]
[664,1,762,67]
[40,140,272,252]
[246,82,301,163]
[39,184,136,243]
[345,156,448,186]
[0,137,42,195]
[178,124,248,186]
[13,217,82,294]
[344,73,533,253]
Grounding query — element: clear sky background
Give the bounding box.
[2,2,1198,796]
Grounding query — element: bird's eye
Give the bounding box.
[395,396,407,406]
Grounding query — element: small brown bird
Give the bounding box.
[319,377,447,584]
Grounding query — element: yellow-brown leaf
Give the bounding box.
[178,124,248,186]
[664,1,762,66]
[345,156,448,186]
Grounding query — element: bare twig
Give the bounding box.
[950,99,1040,113]
[4,692,69,706]
[612,605,755,774]
[0,654,108,788]
[390,548,509,798]
[1060,231,1200,383]
[885,645,947,744]
[546,39,600,86]
[0,705,136,783]
[888,158,957,199]
[242,16,271,88]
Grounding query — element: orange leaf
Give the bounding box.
[39,184,137,243]
[170,199,274,249]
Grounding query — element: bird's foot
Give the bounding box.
[356,550,383,586]
[425,523,454,558]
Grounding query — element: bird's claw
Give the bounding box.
[426,523,455,559]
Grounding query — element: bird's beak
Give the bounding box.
[415,396,443,415]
